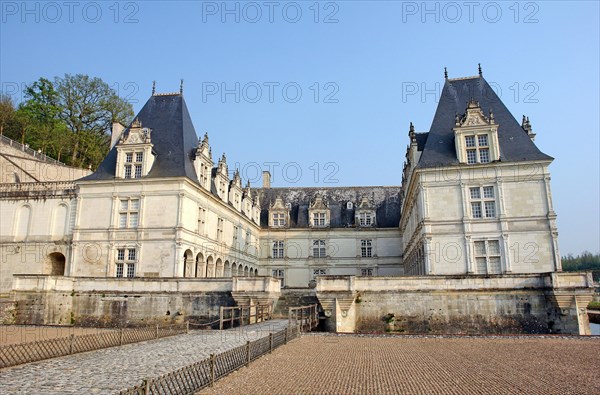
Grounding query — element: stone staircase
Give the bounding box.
[273,289,319,318]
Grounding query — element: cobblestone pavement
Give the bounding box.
[0,320,288,394]
[201,334,600,395]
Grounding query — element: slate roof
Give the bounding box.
[415,132,429,151]
[254,187,401,229]
[417,76,553,168]
[83,94,200,182]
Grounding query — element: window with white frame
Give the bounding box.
[217,218,224,241]
[358,212,373,226]
[465,134,490,164]
[313,240,326,258]
[197,207,206,235]
[272,240,284,259]
[124,151,144,179]
[312,212,326,227]
[473,240,502,274]
[233,225,239,246]
[272,212,286,227]
[360,268,373,277]
[469,186,496,219]
[272,269,285,287]
[119,198,139,228]
[313,269,326,278]
[116,247,136,278]
[361,239,373,258]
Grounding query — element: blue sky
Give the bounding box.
[1,1,599,255]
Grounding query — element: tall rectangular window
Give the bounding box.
[313,240,326,258]
[473,240,502,274]
[272,240,284,259]
[272,269,285,287]
[360,268,373,277]
[119,198,140,228]
[312,212,326,227]
[123,151,144,179]
[361,239,373,258]
[197,207,206,235]
[272,213,286,227]
[465,134,490,164]
[217,218,223,241]
[116,247,136,278]
[469,186,496,219]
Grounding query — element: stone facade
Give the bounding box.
[316,272,595,335]
[0,71,593,334]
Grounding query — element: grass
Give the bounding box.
[588,301,600,310]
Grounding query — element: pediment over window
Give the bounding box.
[356,197,376,227]
[453,100,500,165]
[269,196,289,228]
[194,133,213,190]
[119,118,152,145]
[456,99,495,128]
[310,195,328,210]
[309,195,330,228]
[115,119,155,179]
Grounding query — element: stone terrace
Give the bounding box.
[0,320,288,394]
[200,334,600,395]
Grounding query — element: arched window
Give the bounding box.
[14,205,31,241]
[51,204,69,239]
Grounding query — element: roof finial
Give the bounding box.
[478,63,482,76]
[444,67,448,79]
[152,81,156,96]
[180,79,184,95]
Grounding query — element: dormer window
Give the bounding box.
[358,212,372,226]
[269,196,290,228]
[465,134,490,164]
[124,151,144,178]
[273,213,286,227]
[312,212,326,227]
[355,197,376,227]
[309,195,330,228]
[454,100,500,165]
[116,119,154,179]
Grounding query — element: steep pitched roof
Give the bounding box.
[417,76,553,168]
[255,186,401,228]
[83,94,200,181]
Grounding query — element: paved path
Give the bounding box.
[0,320,288,395]
[201,334,600,395]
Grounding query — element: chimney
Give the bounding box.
[262,171,271,188]
[110,122,126,149]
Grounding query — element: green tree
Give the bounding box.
[19,78,69,160]
[54,74,134,167]
[0,94,15,136]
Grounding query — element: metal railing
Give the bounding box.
[0,323,188,369]
[289,304,319,332]
[117,325,300,395]
[0,134,66,166]
[219,304,272,330]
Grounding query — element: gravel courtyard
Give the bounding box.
[200,334,600,395]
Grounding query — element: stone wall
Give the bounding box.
[10,275,280,327]
[317,273,595,335]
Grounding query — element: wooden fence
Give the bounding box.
[289,304,319,332]
[219,304,272,330]
[0,323,188,369]
[118,325,300,395]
